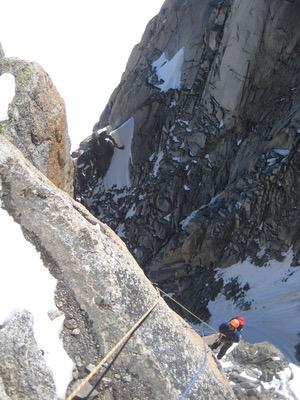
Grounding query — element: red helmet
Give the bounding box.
[237,316,245,326]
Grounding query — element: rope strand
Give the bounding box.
[66,288,160,400]
[157,287,218,334]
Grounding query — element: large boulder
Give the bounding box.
[0,134,235,399]
[0,43,74,195]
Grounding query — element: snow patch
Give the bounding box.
[273,148,290,157]
[180,209,199,230]
[0,73,15,121]
[125,204,136,219]
[0,208,73,399]
[261,367,294,399]
[240,371,258,382]
[116,223,125,238]
[151,48,185,92]
[164,213,171,222]
[103,117,134,189]
[153,151,164,177]
[289,363,300,400]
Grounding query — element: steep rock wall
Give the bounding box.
[74,0,300,325]
[0,134,235,399]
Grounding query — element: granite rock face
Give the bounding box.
[221,341,296,400]
[0,43,74,195]
[74,0,300,322]
[0,134,235,399]
[0,312,56,400]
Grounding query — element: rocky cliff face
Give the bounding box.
[0,44,74,195]
[0,133,236,399]
[74,0,300,363]
[219,341,296,400]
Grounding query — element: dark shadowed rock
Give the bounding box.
[74,0,300,334]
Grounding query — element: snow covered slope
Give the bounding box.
[208,251,300,399]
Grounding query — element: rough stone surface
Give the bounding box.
[221,341,295,400]
[0,377,11,400]
[0,42,74,195]
[74,0,300,328]
[0,134,235,399]
[0,311,56,400]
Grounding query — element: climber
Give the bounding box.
[209,318,242,360]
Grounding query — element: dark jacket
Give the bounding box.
[219,323,240,343]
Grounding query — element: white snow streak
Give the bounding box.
[0,73,15,121]
[273,148,290,157]
[180,209,199,229]
[153,151,164,177]
[103,117,134,189]
[0,208,73,399]
[151,48,185,92]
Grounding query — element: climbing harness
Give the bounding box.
[66,288,161,400]
[66,286,217,400]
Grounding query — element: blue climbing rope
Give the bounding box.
[155,287,214,399]
[179,346,208,400]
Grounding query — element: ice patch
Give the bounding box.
[0,208,73,399]
[151,48,185,92]
[103,117,134,189]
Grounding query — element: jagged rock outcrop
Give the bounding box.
[74,0,300,342]
[0,43,74,195]
[221,341,296,400]
[0,134,235,399]
[0,312,56,399]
